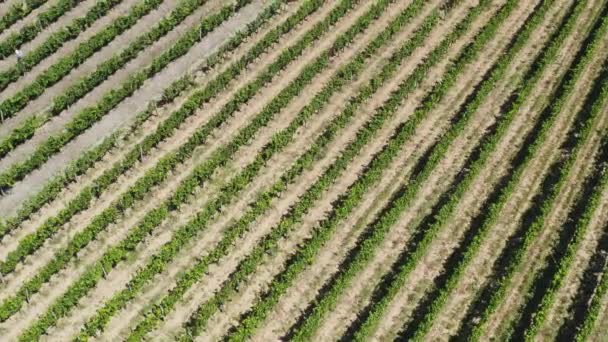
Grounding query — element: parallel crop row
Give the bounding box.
[291,0,557,340]
[0,0,255,193]
[0,0,123,90]
[21,0,369,338]
[347,0,579,340]
[90,0,434,339]
[0,0,255,276]
[515,68,608,339]
[187,0,510,340]
[0,0,306,239]
[0,0,47,34]
[453,3,608,339]
[3,0,355,337]
[0,0,86,58]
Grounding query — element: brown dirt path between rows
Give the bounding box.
[420,0,588,338]
[0,0,21,20]
[157,0,456,336]
[0,0,168,128]
[0,0,309,247]
[423,6,605,339]
[0,0,276,268]
[312,2,559,340]
[251,0,510,339]
[0,0,100,71]
[113,1,414,338]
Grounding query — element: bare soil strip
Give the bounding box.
[360,2,584,340]
[0,0,139,83]
[0,0,173,112]
[0,0,316,226]
[490,74,608,340]
[0,0,197,169]
[89,0,414,336]
[0,0,21,19]
[0,0,272,266]
[0,0,228,163]
[414,1,594,338]
[308,3,570,340]
[250,1,520,339]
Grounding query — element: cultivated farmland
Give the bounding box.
[0,0,607,340]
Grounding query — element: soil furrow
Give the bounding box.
[184,1,520,338]
[310,2,561,339]
[0,0,203,170]
[0,0,57,42]
[487,48,608,340]
[0,0,272,268]
[0,0,317,229]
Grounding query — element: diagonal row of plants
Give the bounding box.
[17,0,383,339]
[74,0,439,339]
[1,0,363,337]
[0,0,255,192]
[175,0,511,339]
[0,0,261,276]
[0,0,123,89]
[0,0,86,58]
[284,0,565,340]
[448,4,608,339]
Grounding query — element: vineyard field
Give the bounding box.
[0,0,607,341]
